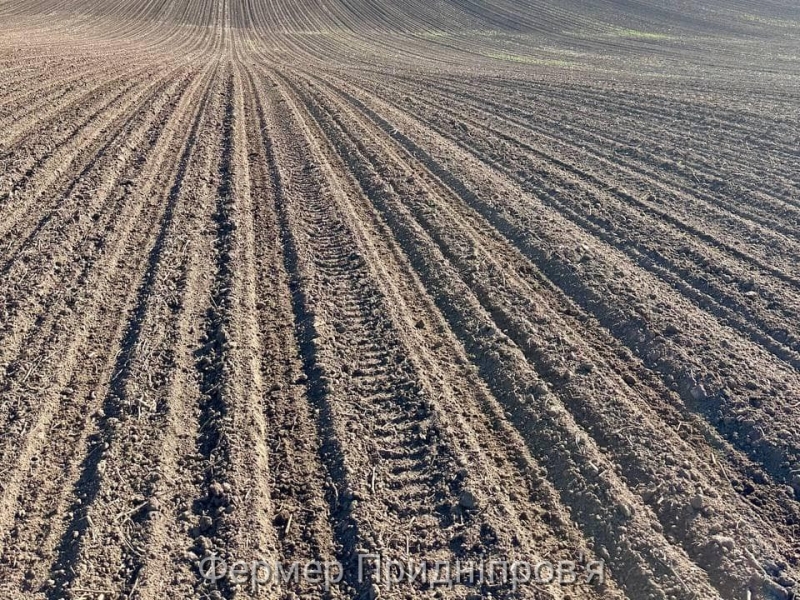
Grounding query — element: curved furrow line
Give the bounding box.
[373,85,800,366]
[0,61,185,259]
[343,75,800,319]
[489,85,800,238]
[283,71,723,600]
[311,74,800,507]
[0,69,193,374]
[317,72,800,587]
[407,75,800,244]
[0,58,140,131]
[367,75,800,289]
[295,72,800,600]
[527,84,800,175]
[0,62,181,220]
[0,58,158,150]
[0,65,217,597]
[335,76,800,366]
[0,65,166,239]
[38,65,222,600]
[0,69,188,377]
[0,75,137,197]
[521,107,800,225]
[443,73,800,165]
[0,60,109,108]
[402,85,796,226]
[0,65,196,429]
[471,75,800,162]
[370,83,800,367]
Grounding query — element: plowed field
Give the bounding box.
[1,0,799,598]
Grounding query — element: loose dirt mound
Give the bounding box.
[0,0,799,599]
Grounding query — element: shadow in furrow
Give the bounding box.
[330,83,800,493]
[252,84,364,600]
[0,73,187,280]
[42,75,214,600]
[191,71,237,600]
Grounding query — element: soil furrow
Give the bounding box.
[0,63,216,597]
[2,4,799,600]
[261,72,621,599]
[39,66,221,600]
[0,70,193,380]
[0,64,172,242]
[319,78,800,495]
[358,78,800,357]
[286,73,727,600]
[244,64,343,599]
[298,74,800,599]
[407,75,800,233]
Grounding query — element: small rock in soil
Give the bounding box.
[710,535,735,551]
[690,384,708,401]
[459,490,479,510]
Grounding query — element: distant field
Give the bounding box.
[0,0,799,598]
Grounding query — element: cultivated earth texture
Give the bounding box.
[0,0,799,598]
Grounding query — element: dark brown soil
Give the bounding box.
[0,0,798,598]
